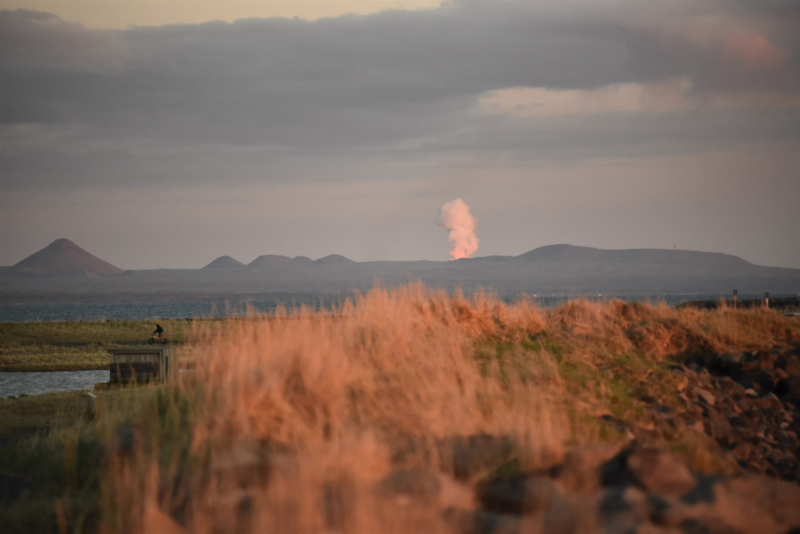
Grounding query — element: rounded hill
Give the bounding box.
[202,256,245,270]
[314,254,356,265]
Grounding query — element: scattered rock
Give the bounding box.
[703,407,735,446]
[600,485,649,525]
[710,352,744,380]
[694,388,716,406]
[541,492,599,534]
[461,342,800,532]
[777,376,800,405]
[602,445,696,498]
[707,475,800,534]
[475,473,529,514]
[552,443,623,494]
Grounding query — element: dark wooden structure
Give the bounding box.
[109,347,175,384]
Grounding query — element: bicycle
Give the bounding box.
[148,336,168,345]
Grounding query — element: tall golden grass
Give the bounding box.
[99,285,799,534]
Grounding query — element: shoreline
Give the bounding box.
[677,295,799,310]
[1,366,108,373]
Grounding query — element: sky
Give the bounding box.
[1,0,798,270]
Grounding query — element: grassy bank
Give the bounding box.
[0,320,197,371]
[1,285,799,533]
[0,387,166,533]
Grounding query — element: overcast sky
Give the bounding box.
[1,0,798,269]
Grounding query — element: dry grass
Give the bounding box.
[102,285,564,533]
[93,285,798,534]
[2,285,797,532]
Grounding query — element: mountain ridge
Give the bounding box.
[2,241,797,298]
[2,241,788,271]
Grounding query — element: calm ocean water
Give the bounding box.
[0,293,762,323]
[0,297,343,323]
[0,370,109,398]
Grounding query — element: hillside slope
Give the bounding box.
[3,239,123,278]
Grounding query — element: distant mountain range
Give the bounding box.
[2,239,798,302]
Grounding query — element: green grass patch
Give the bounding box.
[0,320,200,371]
[0,345,111,371]
[0,386,189,534]
[0,391,88,439]
[0,320,195,347]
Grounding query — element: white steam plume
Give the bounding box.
[438,198,479,260]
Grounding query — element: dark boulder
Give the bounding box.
[601,444,696,498]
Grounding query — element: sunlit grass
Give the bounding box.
[0,285,797,533]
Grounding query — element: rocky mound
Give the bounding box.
[439,439,800,534]
[4,238,123,278]
[681,347,800,480]
[376,344,800,534]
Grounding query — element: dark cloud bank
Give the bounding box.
[1,0,798,190]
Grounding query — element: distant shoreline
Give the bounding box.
[677,296,799,310]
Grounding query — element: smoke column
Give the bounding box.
[438,198,479,260]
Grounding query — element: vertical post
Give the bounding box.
[765,292,769,309]
[733,289,738,309]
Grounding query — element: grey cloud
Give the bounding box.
[0,0,798,192]
[2,107,796,192]
[0,6,638,146]
[0,9,128,71]
[3,2,796,139]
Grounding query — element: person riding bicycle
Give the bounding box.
[152,324,164,341]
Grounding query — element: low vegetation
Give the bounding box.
[1,284,797,533]
[0,320,197,371]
